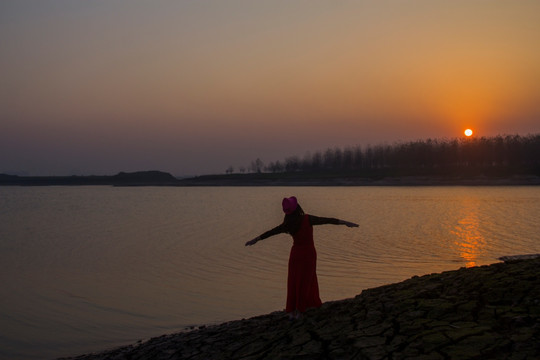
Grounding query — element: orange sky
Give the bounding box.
[1,1,539,175]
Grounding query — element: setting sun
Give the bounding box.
[464,129,473,137]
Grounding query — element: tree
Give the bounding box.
[250,158,264,173]
[285,156,300,172]
[245,133,540,177]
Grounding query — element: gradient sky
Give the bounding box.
[2,1,540,176]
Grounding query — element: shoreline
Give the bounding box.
[2,172,540,187]
[62,256,539,360]
[176,174,540,187]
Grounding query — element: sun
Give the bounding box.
[464,129,473,137]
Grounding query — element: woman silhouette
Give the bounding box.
[245,196,358,319]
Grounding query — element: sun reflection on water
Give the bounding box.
[450,199,487,267]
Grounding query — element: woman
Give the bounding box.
[245,196,358,319]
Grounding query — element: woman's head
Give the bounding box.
[282,196,298,214]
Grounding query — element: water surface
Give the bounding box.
[1,186,539,359]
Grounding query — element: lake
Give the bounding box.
[1,186,539,359]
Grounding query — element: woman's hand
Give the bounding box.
[245,236,261,246]
[341,220,359,228]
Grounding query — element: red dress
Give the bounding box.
[286,215,322,313]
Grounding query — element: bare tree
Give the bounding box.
[250,158,264,173]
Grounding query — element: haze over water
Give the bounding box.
[1,186,539,359]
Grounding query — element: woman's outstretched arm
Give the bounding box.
[245,224,285,246]
[309,215,359,228]
[339,219,359,227]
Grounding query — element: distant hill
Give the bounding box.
[0,171,180,186]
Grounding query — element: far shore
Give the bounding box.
[62,255,539,360]
[177,174,540,186]
[1,170,540,187]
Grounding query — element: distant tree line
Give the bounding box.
[239,134,540,177]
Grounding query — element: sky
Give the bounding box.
[1,1,540,176]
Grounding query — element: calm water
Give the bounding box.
[1,186,539,359]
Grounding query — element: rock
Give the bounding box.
[61,258,540,360]
[498,254,540,262]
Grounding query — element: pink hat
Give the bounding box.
[282,196,298,214]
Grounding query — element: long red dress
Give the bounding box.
[286,215,322,313]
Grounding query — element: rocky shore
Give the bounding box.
[63,257,539,360]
